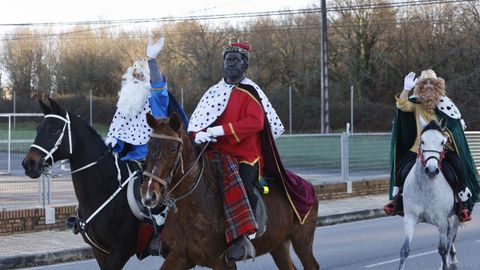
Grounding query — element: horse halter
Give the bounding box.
[143,133,184,187]
[417,142,446,169]
[143,132,206,211]
[30,113,73,168]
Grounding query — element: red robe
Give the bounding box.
[210,86,265,171]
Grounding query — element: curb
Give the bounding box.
[0,210,386,269]
[0,248,94,270]
[317,208,386,226]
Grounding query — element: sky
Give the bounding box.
[0,0,318,29]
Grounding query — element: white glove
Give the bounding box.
[194,131,216,144]
[206,126,225,138]
[105,137,117,148]
[403,72,418,91]
[147,37,165,59]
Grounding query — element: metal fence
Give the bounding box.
[1,122,480,210]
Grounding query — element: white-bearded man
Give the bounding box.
[104,38,188,258]
[105,37,188,161]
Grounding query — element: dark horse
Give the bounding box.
[140,112,320,270]
[22,99,142,269]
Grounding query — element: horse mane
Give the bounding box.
[70,113,109,151]
[422,120,443,134]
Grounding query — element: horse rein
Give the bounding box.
[143,133,208,210]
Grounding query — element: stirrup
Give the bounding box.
[225,235,256,264]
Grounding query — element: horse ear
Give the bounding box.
[146,113,158,128]
[169,112,182,132]
[39,99,51,115]
[439,117,447,131]
[48,98,63,115]
[418,116,428,129]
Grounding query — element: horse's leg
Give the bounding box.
[213,260,237,270]
[102,248,133,270]
[398,215,416,270]
[447,217,460,269]
[449,243,458,270]
[269,241,297,270]
[92,249,109,270]
[437,222,450,270]
[160,252,194,270]
[290,203,320,270]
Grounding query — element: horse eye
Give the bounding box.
[420,141,424,145]
[170,145,177,153]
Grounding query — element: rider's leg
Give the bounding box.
[225,163,258,263]
[239,162,259,213]
[384,151,416,215]
[444,151,472,222]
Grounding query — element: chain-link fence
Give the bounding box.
[2,115,480,210]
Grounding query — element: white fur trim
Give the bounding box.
[437,96,462,120]
[106,99,152,145]
[458,187,472,202]
[188,78,285,139]
[392,186,400,197]
[437,96,466,130]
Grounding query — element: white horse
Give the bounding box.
[398,118,460,270]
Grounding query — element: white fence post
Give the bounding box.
[7,115,11,173]
[341,129,352,193]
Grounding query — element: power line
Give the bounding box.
[0,0,470,27]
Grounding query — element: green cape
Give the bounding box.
[389,107,480,211]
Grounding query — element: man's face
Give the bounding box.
[223,52,247,83]
[422,79,434,92]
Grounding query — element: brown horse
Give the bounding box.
[140,112,319,270]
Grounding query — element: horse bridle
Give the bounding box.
[418,143,446,168]
[30,113,73,169]
[143,133,206,210]
[29,112,112,176]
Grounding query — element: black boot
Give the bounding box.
[65,216,80,234]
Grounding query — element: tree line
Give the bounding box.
[1,0,479,132]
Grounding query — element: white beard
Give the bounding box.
[117,77,151,117]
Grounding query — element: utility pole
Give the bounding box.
[320,0,330,133]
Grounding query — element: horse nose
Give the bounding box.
[142,192,157,207]
[424,166,439,178]
[22,158,42,178]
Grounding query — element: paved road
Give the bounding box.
[18,212,480,270]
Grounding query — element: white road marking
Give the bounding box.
[364,250,437,268]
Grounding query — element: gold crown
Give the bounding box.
[419,69,438,80]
